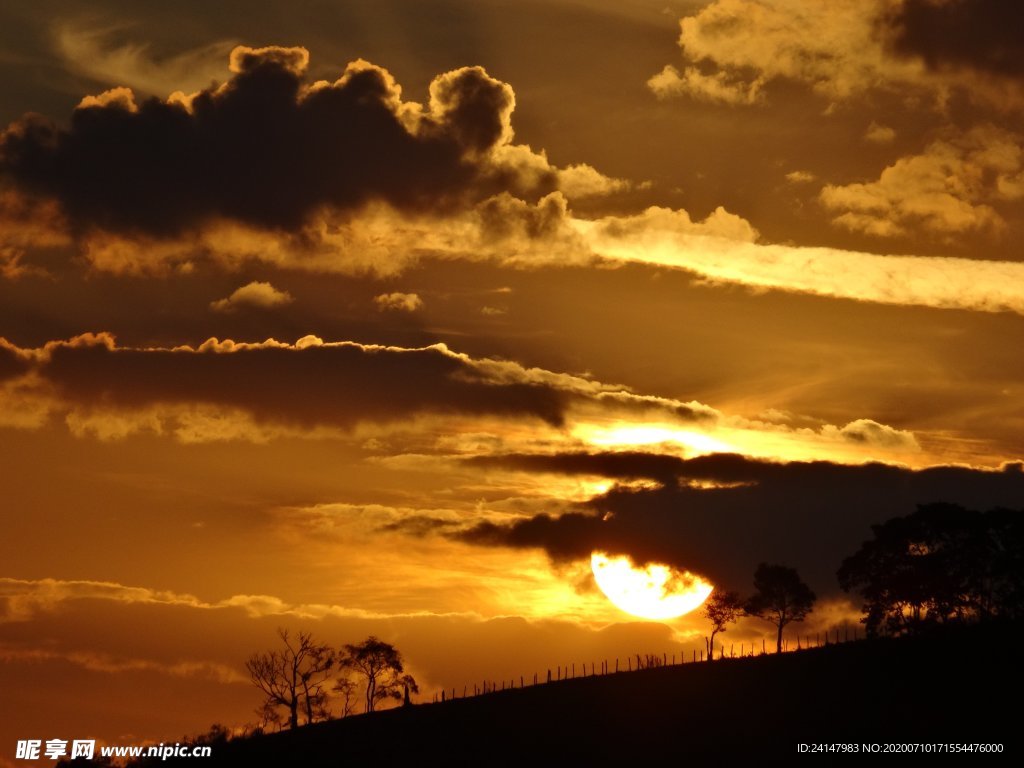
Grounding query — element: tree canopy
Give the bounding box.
[340,636,419,713]
[838,503,1024,636]
[246,629,335,730]
[701,590,743,660]
[745,563,816,653]
[246,632,419,726]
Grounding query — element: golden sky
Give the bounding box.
[1,0,1023,756]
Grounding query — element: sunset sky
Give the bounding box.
[2,0,1024,756]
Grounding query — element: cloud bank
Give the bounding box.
[452,452,1024,595]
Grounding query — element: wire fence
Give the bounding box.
[428,626,861,704]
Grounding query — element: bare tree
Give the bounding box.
[702,590,743,661]
[745,563,816,653]
[340,636,419,713]
[332,675,359,718]
[256,701,283,733]
[246,629,336,729]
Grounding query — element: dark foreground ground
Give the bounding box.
[121,623,1020,766]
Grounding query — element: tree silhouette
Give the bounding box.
[838,503,1024,636]
[246,629,335,729]
[332,675,359,718]
[701,590,743,661]
[340,636,419,713]
[744,563,816,653]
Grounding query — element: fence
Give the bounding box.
[428,625,861,703]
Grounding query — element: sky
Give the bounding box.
[1,0,1023,756]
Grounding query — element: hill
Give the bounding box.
[129,623,1019,766]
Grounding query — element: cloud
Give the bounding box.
[463,451,701,485]
[647,64,765,104]
[210,281,293,312]
[0,338,30,381]
[0,576,397,624]
[884,0,1024,79]
[52,24,236,98]
[589,205,760,244]
[579,207,1024,314]
[0,645,246,684]
[1,49,506,235]
[0,46,627,277]
[652,0,926,104]
[451,453,1024,595]
[374,292,423,312]
[864,121,896,144]
[785,170,816,184]
[0,333,717,443]
[30,334,573,434]
[652,0,1024,107]
[555,163,633,198]
[3,331,921,464]
[829,419,919,451]
[820,124,1023,237]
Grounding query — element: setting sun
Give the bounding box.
[590,551,713,621]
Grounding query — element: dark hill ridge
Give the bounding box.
[134,624,1019,766]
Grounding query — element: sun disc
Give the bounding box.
[590,551,713,620]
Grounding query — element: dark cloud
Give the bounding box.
[883,0,1024,77]
[0,338,30,380]
[0,46,555,238]
[455,452,1024,594]
[5,333,716,439]
[464,451,693,484]
[36,335,568,429]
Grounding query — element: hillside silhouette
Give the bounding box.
[116,621,1018,766]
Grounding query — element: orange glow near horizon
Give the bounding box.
[590,551,713,621]
[574,422,737,455]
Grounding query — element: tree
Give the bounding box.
[340,636,419,713]
[701,590,743,661]
[246,629,336,729]
[838,503,1024,636]
[332,675,359,718]
[745,563,816,653]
